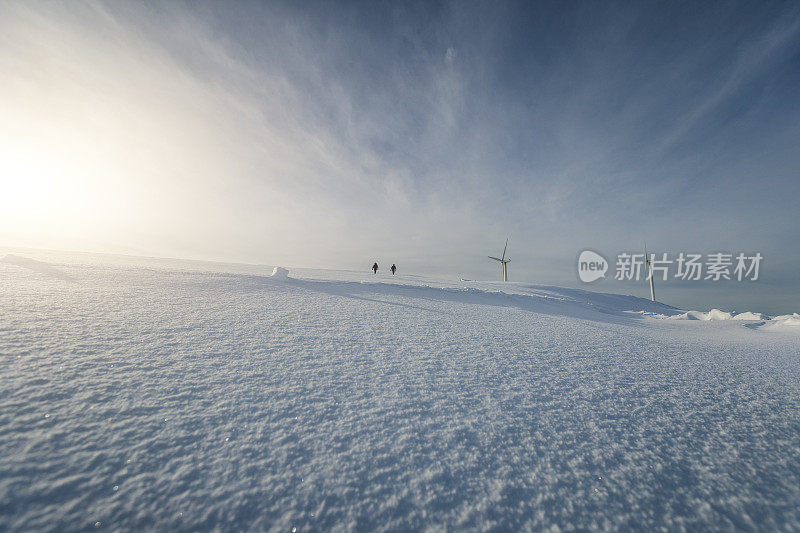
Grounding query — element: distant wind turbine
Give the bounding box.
[489,238,511,282]
[644,241,656,302]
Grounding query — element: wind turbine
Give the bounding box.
[489,238,511,282]
[644,241,656,302]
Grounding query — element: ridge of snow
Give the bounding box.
[759,313,800,331]
[654,308,798,332]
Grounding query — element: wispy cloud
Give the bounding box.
[656,7,800,154]
[1,1,799,313]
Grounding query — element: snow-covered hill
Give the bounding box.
[1,254,799,531]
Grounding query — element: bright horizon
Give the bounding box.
[2,1,799,314]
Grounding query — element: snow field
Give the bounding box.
[1,257,799,531]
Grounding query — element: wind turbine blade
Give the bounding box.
[488,256,503,262]
[502,238,508,261]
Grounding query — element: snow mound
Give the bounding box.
[660,308,800,332]
[270,266,289,279]
[731,311,764,321]
[668,309,729,320]
[758,313,800,331]
[667,309,765,321]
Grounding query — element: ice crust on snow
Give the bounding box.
[1,256,799,531]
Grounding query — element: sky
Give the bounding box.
[1,0,799,313]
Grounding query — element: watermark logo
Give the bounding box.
[577,250,608,282]
[577,250,763,283]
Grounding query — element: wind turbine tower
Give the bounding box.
[645,242,656,302]
[489,238,511,282]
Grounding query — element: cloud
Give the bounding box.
[0,1,799,313]
[655,8,800,154]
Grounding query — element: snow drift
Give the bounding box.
[758,313,800,331]
[656,308,799,332]
[666,309,763,321]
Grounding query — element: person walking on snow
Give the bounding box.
[372,262,378,274]
[391,264,396,275]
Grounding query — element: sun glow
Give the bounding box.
[0,114,116,248]
[0,6,192,254]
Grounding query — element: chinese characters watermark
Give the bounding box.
[578,251,762,283]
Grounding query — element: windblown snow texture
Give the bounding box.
[1,255,799,531]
